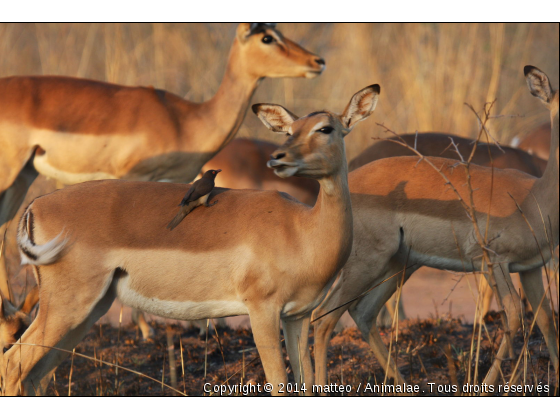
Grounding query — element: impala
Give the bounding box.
[132,138,321,339]
[349,132,549,325]
[0,22,325,298]
[512,122,551,160]
[313,66,559,391]
[0,85,379,396]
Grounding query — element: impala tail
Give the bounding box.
[17,204,67,266]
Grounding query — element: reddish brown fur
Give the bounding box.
[517,123,551,160]
[350,132,548,176]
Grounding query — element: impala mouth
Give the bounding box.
[267,159,299,178]
[305,68,325,79]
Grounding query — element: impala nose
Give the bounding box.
[315,57,325,66]
[271,152,286,160]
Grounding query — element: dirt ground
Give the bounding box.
[40,309,558,397]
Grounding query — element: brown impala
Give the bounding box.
[312,66,559,392]
[0,22,325,298]
[0,85,379,395]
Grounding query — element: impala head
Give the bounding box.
[235,23,325,79]
[253,84,380,179]
[0,287,38,352]
[525,65,559,121]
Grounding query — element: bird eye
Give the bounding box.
[318,126,334,134]
[262,35,274,44]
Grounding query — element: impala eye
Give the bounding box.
[318,126,334,134]
[262,35,274,44]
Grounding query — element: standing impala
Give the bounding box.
[0,22,325,298]
[0,85,379,396]
[349,132,549,325]
[313,66,559,391]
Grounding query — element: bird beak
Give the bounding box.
[216,169,222,173]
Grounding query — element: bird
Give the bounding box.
[166,169,222,230]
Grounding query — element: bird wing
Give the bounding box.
[178,185,196,206]
[179,178,214,206]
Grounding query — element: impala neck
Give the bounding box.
[195,40,261,154]
[309,159,354,276]
[529,109,559,244]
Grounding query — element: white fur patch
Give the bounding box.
[115,273,248,320]
[18,225,67,266]
[33,153,117,185]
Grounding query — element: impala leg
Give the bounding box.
[349,263,412,385]
[482,264,522,389]
[477,277,494,324]
[313,304,348,391]
[313,269,360,392]
[247,307,287,395]
[0,160,39,298]
[519,267,559,372]
[282,316,313,395]
[378,293,407,328]
[1,281,116,395]
[131,308,154,340]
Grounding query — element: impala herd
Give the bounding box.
[0,23,558,396]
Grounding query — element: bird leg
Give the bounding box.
[205,199,219,207]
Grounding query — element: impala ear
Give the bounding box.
[341,84,380,130]
[0,293,17,319]
[19,285,39,315]
[237,23,277,43]
[252,104,299,133]
[524,66,554,105]
[236,23,253,43]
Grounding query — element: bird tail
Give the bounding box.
[166,201,199,231]
[166,211,186,231]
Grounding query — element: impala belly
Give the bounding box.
[110,247,253,320]
[27,126,148,183]
[33,156,117,184]
[116,278,248,320]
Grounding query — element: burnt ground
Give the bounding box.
[37,311,558,397]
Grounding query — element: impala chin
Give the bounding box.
[267,160,299,178]
[305,69,324,79]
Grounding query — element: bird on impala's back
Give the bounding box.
[166,169,222,230]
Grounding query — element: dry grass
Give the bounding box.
[0,23,558,162]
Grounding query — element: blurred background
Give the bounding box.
[1,23,558,323]
[1,23,558,157]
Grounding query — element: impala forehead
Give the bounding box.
[291,113,335,137]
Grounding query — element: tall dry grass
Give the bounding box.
[0,23,558,163]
